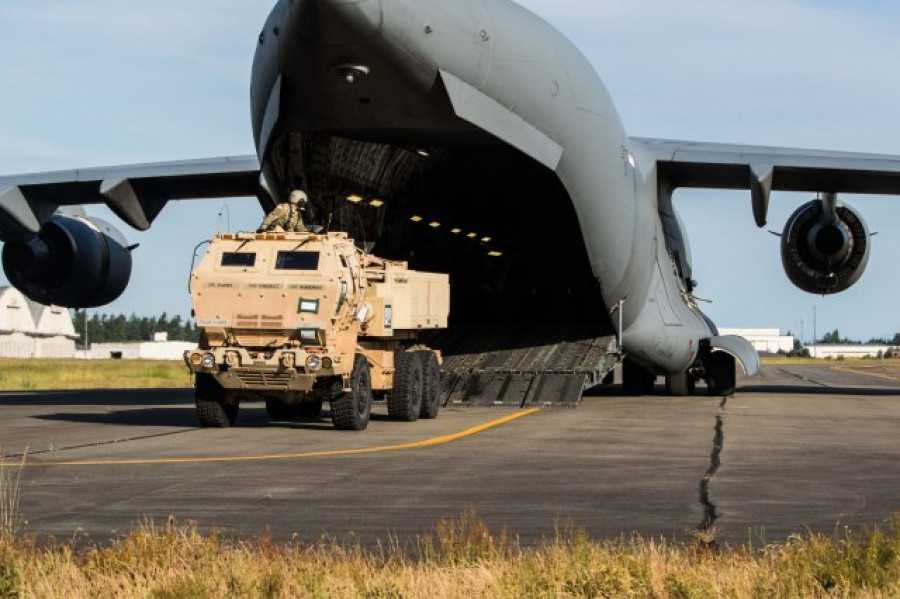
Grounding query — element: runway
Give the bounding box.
[2,362,899,546]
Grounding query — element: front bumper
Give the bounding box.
[184,347,342,392]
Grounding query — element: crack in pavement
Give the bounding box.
[3,428,201,460]
[698,397,727,533]
[775,367,832,388]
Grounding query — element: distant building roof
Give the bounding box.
[0,287,77,339]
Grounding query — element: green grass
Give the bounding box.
[0,359,192,391]
[0,513,897,597]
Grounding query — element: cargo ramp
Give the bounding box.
[428,326,620,408]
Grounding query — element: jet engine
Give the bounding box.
[780,194,869,295]
[2,215,133,308]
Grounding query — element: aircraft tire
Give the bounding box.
[706,352,736,397]
[332,355,372,431]
[388,351,424,422]
[417,351,441,420]
[622,358,656,396]
[665,370,695,396]
[195,373,238,427]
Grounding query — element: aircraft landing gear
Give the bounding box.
[622,358,656,395]
[665,370,696,396]
[705,352,736,397]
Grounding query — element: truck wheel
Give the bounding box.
[388,351,424,422]
[195,373,238,427]
[331,355,373,431]
[706,352,736,397]
[417,351,441,419]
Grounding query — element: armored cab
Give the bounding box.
[185,231,449,430]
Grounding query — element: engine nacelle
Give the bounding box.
[2,215,132,308]
[780,198,870,295]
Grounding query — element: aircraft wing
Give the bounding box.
[630,137,900,226]
[0,155,260,238]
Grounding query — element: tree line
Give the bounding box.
[70,311,199,344]
[818,329,900,346]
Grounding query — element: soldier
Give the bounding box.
[257,190,309,233]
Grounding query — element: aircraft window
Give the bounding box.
[221,252,257,267]
[275,251,320,270]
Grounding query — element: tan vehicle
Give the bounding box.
[184,231,449,430]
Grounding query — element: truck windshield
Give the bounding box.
[276,251,320,270]
[221,252,256,267]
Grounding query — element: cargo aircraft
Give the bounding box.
[3,0,900,403]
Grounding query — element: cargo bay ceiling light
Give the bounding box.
[333,63,370,84]
[451,228,462,234]
[481,236,492,243]
[347,194,363,203]
[488,251,503,258]
[369,199,384,208]
[429,221,441,228]
[410,215,423,222]
[467,232,477,238]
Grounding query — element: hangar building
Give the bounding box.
[0,287,78,358]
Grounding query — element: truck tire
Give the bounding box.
[331,355,373,431]
[195,373,238,427]
[417,351,441,419]
[706,352,736,397]
[388,351,424,422]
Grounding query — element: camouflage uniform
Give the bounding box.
[258,190,309,232]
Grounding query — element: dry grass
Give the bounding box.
[0,512,898,598]
[0,452,25,541]
[0,359,192,391]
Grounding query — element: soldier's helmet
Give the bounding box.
[289,190,308,205]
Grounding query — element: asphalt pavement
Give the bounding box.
[1,363,898,546]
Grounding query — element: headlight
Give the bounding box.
[201,353,216,370]
[321,356,333,370]
[281,352,296,368]
[305,354,322,371]
[190,353,203,366]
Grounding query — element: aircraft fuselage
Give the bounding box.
[249,0,714,374]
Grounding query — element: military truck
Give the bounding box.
[184,231,449,431]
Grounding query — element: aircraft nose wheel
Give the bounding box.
[705,352,736,397]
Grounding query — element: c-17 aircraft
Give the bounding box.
[2,0,900,405]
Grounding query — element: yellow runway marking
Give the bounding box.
[831,366,900,383]
[11,408,541,468]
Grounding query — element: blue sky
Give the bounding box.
[1,0,899,342]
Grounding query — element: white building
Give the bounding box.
[804,344,896,359]
[0,287,78,358]
[718,328,795,354]
[86,338,197,361]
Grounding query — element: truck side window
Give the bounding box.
[221,252,256,267]
[275,251,320,270]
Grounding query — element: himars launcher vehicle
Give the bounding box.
[185,231,448,430]
[4,0,900,407]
